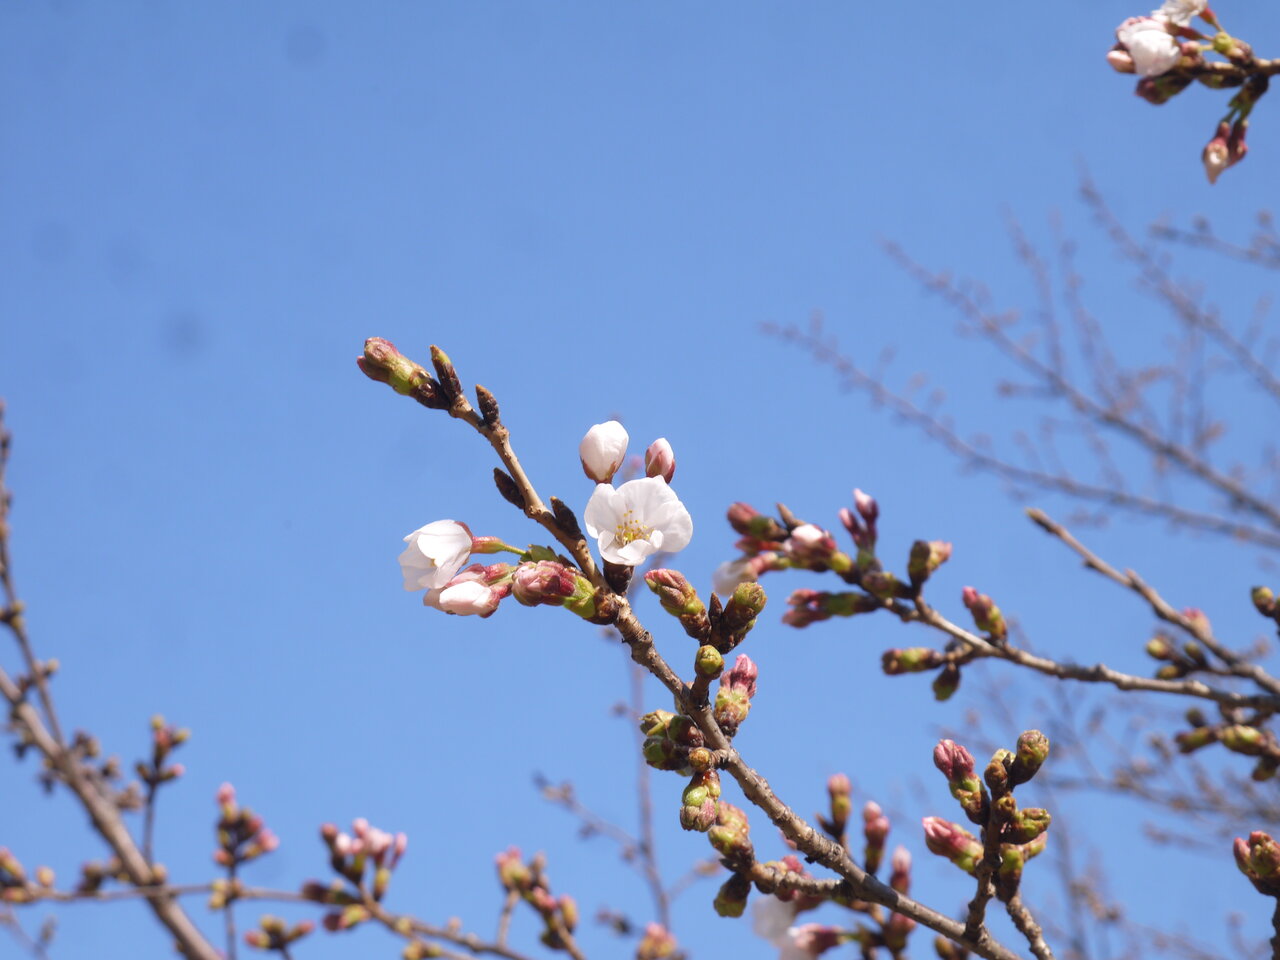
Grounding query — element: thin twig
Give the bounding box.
[1026,507,1280,697]
[631,661,671,930]
[1007,894,1057,960]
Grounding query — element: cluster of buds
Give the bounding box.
[1235,831,1280,896]
[243,916,315,952]
[635,922,681,960]
[136,714,189,792]
[783,589,880,628]
[640,709,705,774]
[493,848,580,952]
[713,654,759,738]
[1106,2,1271,181]
[645,571,768,652]
[1174,707,1280,780]
[923,733,1051,901]
[319,818,408,904]
[214,784,279,871]
[0,848,54,904]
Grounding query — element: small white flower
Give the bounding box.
[399,520,473,591]
[713,558,756,598]
[579,420,629,483]
[751,896,799,947]
[584,476,693,566]
[1116,16,1181,77]
[1152,0,1205,26]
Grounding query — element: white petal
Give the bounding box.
[583,483,621,538]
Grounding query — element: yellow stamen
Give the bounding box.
[614,509,653,546]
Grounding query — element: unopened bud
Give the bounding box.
[1236,831,1280,896]
[883,647,944,675]
[932,662,962,701]
[1253,586,1277,618]
[644,438,676,483]
[707,802,753,861]
[727,503,786,542]
[922,817,982,875]
[680,771,721,832]
[579,421,629,484]
[1220,724,1268,756]
[636,922,680,960]
[962,587,1007,642]
[511,561,578,607]
[721,581,768,640]
[714,655,758,737]
[695,645,725,679]
[713,872,752,917]
[908,540,953,587]
[1010,730,1049,786]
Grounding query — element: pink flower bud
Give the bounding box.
[783,524,839,567]
[644,438,676,483]
[933,739,976,782]
[1106,48,1136,72]
[579,420,629,483]
[512,560,577,607]
[724,654,758,697]
[216,783,236,807]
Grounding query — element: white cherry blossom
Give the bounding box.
[1153,0,1206,26]
[1116,16,1181,77]
[398,520,472,591]
[584,476,693,566]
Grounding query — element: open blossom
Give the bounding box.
[423,564,511,617]
[399,520,472,591]
[583,476,693,565]
[1116,17,1181,76]
[1152,0,1206,26]
[579,420,629,483]
[782,924,842,959]
[714,558,756,597]
[752,895,799,946]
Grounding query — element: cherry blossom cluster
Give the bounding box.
[395,418,694,621]
[1107,1,1272,181]
[297,818,409,933]
[213,783,280,870]
[494,847,582,953]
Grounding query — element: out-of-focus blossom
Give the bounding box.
[1116,17,1181,76]
[1153,0,1206,26]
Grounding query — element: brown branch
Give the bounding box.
[964,801,1008,941]
[1025,507,1280,698]
[22,884,542,960]
[1006,894,1057,960]
[766,320,1280,551]
[0,406,220,960]
[631,661,671,930]
[903,599,1280,711]
[389,355,1029,960]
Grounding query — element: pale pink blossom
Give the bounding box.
[751,895,799,946]
[423,564,510,617]
[1116,17,1181,77]
[644,438,676,482]
[1152,0,1206,26]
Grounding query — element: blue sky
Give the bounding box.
[3,2,1280,958]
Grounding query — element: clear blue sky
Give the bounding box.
[3,2,1278,958]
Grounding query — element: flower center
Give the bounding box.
[614,509,653,546]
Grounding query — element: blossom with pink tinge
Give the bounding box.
[782,924,842,959]
[423,564,512,617]
[579,420,629,483]
[751,895,800,945]
[1115,17,1181,77]
[399,520,473,591]
[1152,0,1206,26]
[783,524,839,567]
[644,438,676,483]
